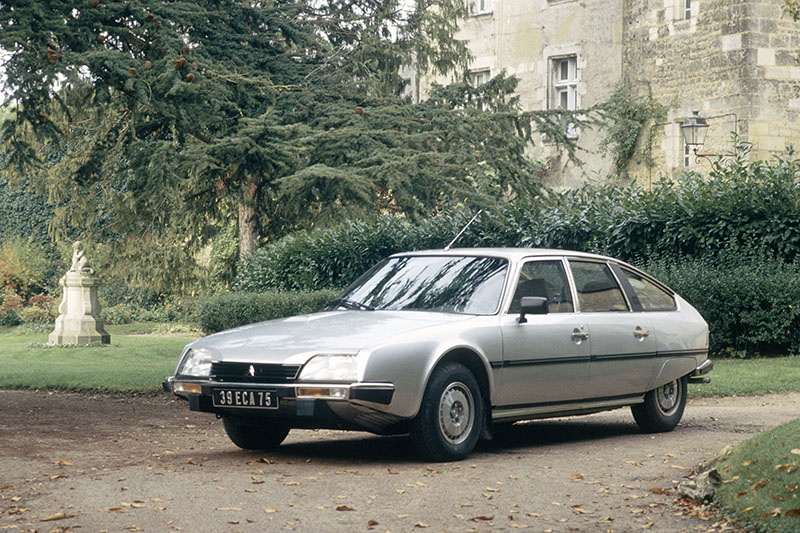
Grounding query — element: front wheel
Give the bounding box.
[410,363,484,462]
[222,416,290,450]
[631,376,688,433]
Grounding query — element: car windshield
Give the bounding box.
[333,255,509,315]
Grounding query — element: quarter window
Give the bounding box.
[569,261,629,312]
[508,260,574,314]
[622,270,677,311]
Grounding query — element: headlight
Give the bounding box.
[298,354,358,382]
[176,348,212,377]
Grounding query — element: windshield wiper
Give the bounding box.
[328,298,375,311]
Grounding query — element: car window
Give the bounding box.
[569,260,629,312]
[340,255,509,315]
[507,260,574,314]
[621,269,677,311]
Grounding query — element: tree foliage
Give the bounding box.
[0,0,599,292]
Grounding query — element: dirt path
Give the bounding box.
[1,390,798,532]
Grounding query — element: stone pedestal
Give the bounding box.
[49,271,110,345]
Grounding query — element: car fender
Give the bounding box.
[359,321,500,419]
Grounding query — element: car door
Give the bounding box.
[497,258,591,407]
[567,259,657,399]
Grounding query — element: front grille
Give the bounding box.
[211,362,301,383]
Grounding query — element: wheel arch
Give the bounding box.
[433,347,493,411]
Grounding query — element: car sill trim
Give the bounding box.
[492,394,644,421]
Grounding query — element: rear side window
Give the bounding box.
[622,269,677,311]
[569,261,629,312]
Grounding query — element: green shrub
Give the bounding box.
[642,252,800,357]
[236,152,800,293]
[195,289,340,333]
[0,238,57,297]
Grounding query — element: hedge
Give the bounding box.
[195,289,340,333]
[642,253,800,357]
[236,154,800,293]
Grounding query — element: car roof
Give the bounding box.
[391,248,618,263]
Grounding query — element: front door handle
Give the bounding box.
[634,327,650,339]
[572,328,589,342]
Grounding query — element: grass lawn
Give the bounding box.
[689,356,800,398]
[714,418,800,533]
[0,324,197,393]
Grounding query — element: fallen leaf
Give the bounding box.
[785,508,800,517]
[472,515,494,521]
[367,519,379,527]
[751,480,768,490]
[650,488,671,495]
[336,505,356,512]
[414,522,429,528]
[741,460,752,467]
[216,507,242,511]
[55,460,73,466]
[568,474,584,481]
[786,484,799,492]
[741,507,755,514]
[571,505,592,515]
[263,508,279,513]
[387,468,403,475]
[790,449,800,455]
[484,487,500,492]
[40,512,76,521]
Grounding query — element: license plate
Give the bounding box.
[212,388,278,409]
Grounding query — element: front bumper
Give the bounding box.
[163,376,399,432]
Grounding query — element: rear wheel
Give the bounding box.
[222,416,290,450]
[410,363,483,462]
[631,376,687,433]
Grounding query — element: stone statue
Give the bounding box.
[69,240,94,274]
[50,241,110,345]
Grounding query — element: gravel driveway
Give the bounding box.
[2,390,798,532]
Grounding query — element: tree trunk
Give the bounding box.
[238,179,259,258]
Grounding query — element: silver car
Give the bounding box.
[165,249,711,461]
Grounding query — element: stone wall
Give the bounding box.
[624,0,800,178]
[418,0,800,186]
[419,0,624,188]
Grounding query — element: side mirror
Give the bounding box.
[518,296,548,323]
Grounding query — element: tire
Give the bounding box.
[631,375,688,433]
[222,416,290,450]
[410,363,484,462]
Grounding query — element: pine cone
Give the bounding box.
[186,73,195,83]
[128,67,137,77]
[174,57,187,69]
[182,45,190,55]
[146,13,155,22]
[143,60,152,70]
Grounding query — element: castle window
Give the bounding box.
[551,55,578,138]
[471,0,492,15]
[683,0,692,20]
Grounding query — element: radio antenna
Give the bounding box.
[444,209,483,251]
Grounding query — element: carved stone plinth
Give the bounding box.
[49,243,110,345]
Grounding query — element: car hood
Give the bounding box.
[190,311,477,364]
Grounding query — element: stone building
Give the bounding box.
[416,0,800,187]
